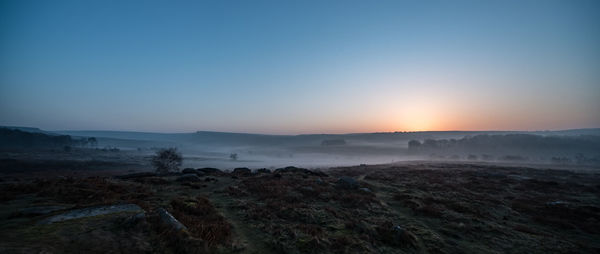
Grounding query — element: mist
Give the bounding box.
[2,127,595,170]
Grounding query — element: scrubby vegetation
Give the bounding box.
[1,162,599,253]
[152,148,183,174]
[408,134,600,165]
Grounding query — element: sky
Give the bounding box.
[1,0,599,134]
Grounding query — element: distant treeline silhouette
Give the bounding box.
[0,128,73,148]
[408,134,600,157]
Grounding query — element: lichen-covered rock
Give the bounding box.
[40,204,144,224]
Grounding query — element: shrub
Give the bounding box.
[152,148,183,174]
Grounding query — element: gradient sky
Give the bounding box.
[1,0,599,134]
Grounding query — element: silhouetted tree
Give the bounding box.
[152,148,183,174]
[408,140,421,150]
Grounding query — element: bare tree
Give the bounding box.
[152,148,183,174]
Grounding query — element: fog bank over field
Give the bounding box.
[2,127,598,169]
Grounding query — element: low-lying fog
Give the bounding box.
[2,127,599,170]
[53,128,600,169]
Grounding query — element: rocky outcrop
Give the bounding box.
[176,174,201,182]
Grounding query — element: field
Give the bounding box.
[1,151,599,253]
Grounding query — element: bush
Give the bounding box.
[151,148,183,174]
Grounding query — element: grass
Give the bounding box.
[1,162,599,253]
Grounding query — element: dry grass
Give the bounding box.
[170,196,232,247]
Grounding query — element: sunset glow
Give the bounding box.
[1,0,598,134]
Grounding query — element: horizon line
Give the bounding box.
[3,125,599,136]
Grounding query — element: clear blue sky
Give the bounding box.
[1,0,599,134]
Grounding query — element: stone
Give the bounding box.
[181,168,197,174]
[274,166,328,177]
[197,167,222,174]
[176,174,201,182]
[40,204,144,224]
[19,205,70,216]
[232,167,252,175]
[336,176,359,189]
[157,208,187,232]
[115,172,157,179]
[256,168,271,174]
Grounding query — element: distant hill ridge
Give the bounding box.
[3,126,599,146]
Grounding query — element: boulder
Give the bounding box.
[122,212,147,228]
[336,176,359,189]
[115,172,157,180]
[256,168,271,174]
[157,208,187,232]
[310,170,329,177]
[274,166,328,177]
[197,167,222,175]
[181,168,197,174]
[176,174,201,182]
[275,166,309,174]
[232,167,251,175]
[19,205,70,216]
[40,204,144,224]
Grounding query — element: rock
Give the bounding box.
[40,204,144,224]
[115,172,157,180]
[311,170,329,177]
[256,168,271,174]
[316,178,325,185]
[359,187,372,193]
[176,174,201,182]
[274,166,328,177]
[197,167,222,175]
[122,212,146,227]
[546,200,569,207]
[137,176,169,185]
[232,167,252,175]
[181,168,197,174]
[336,176,359,189]
[274,166,310,174]
[393,225,405,234]
[19,205,70,216]
[157,208,187,232]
